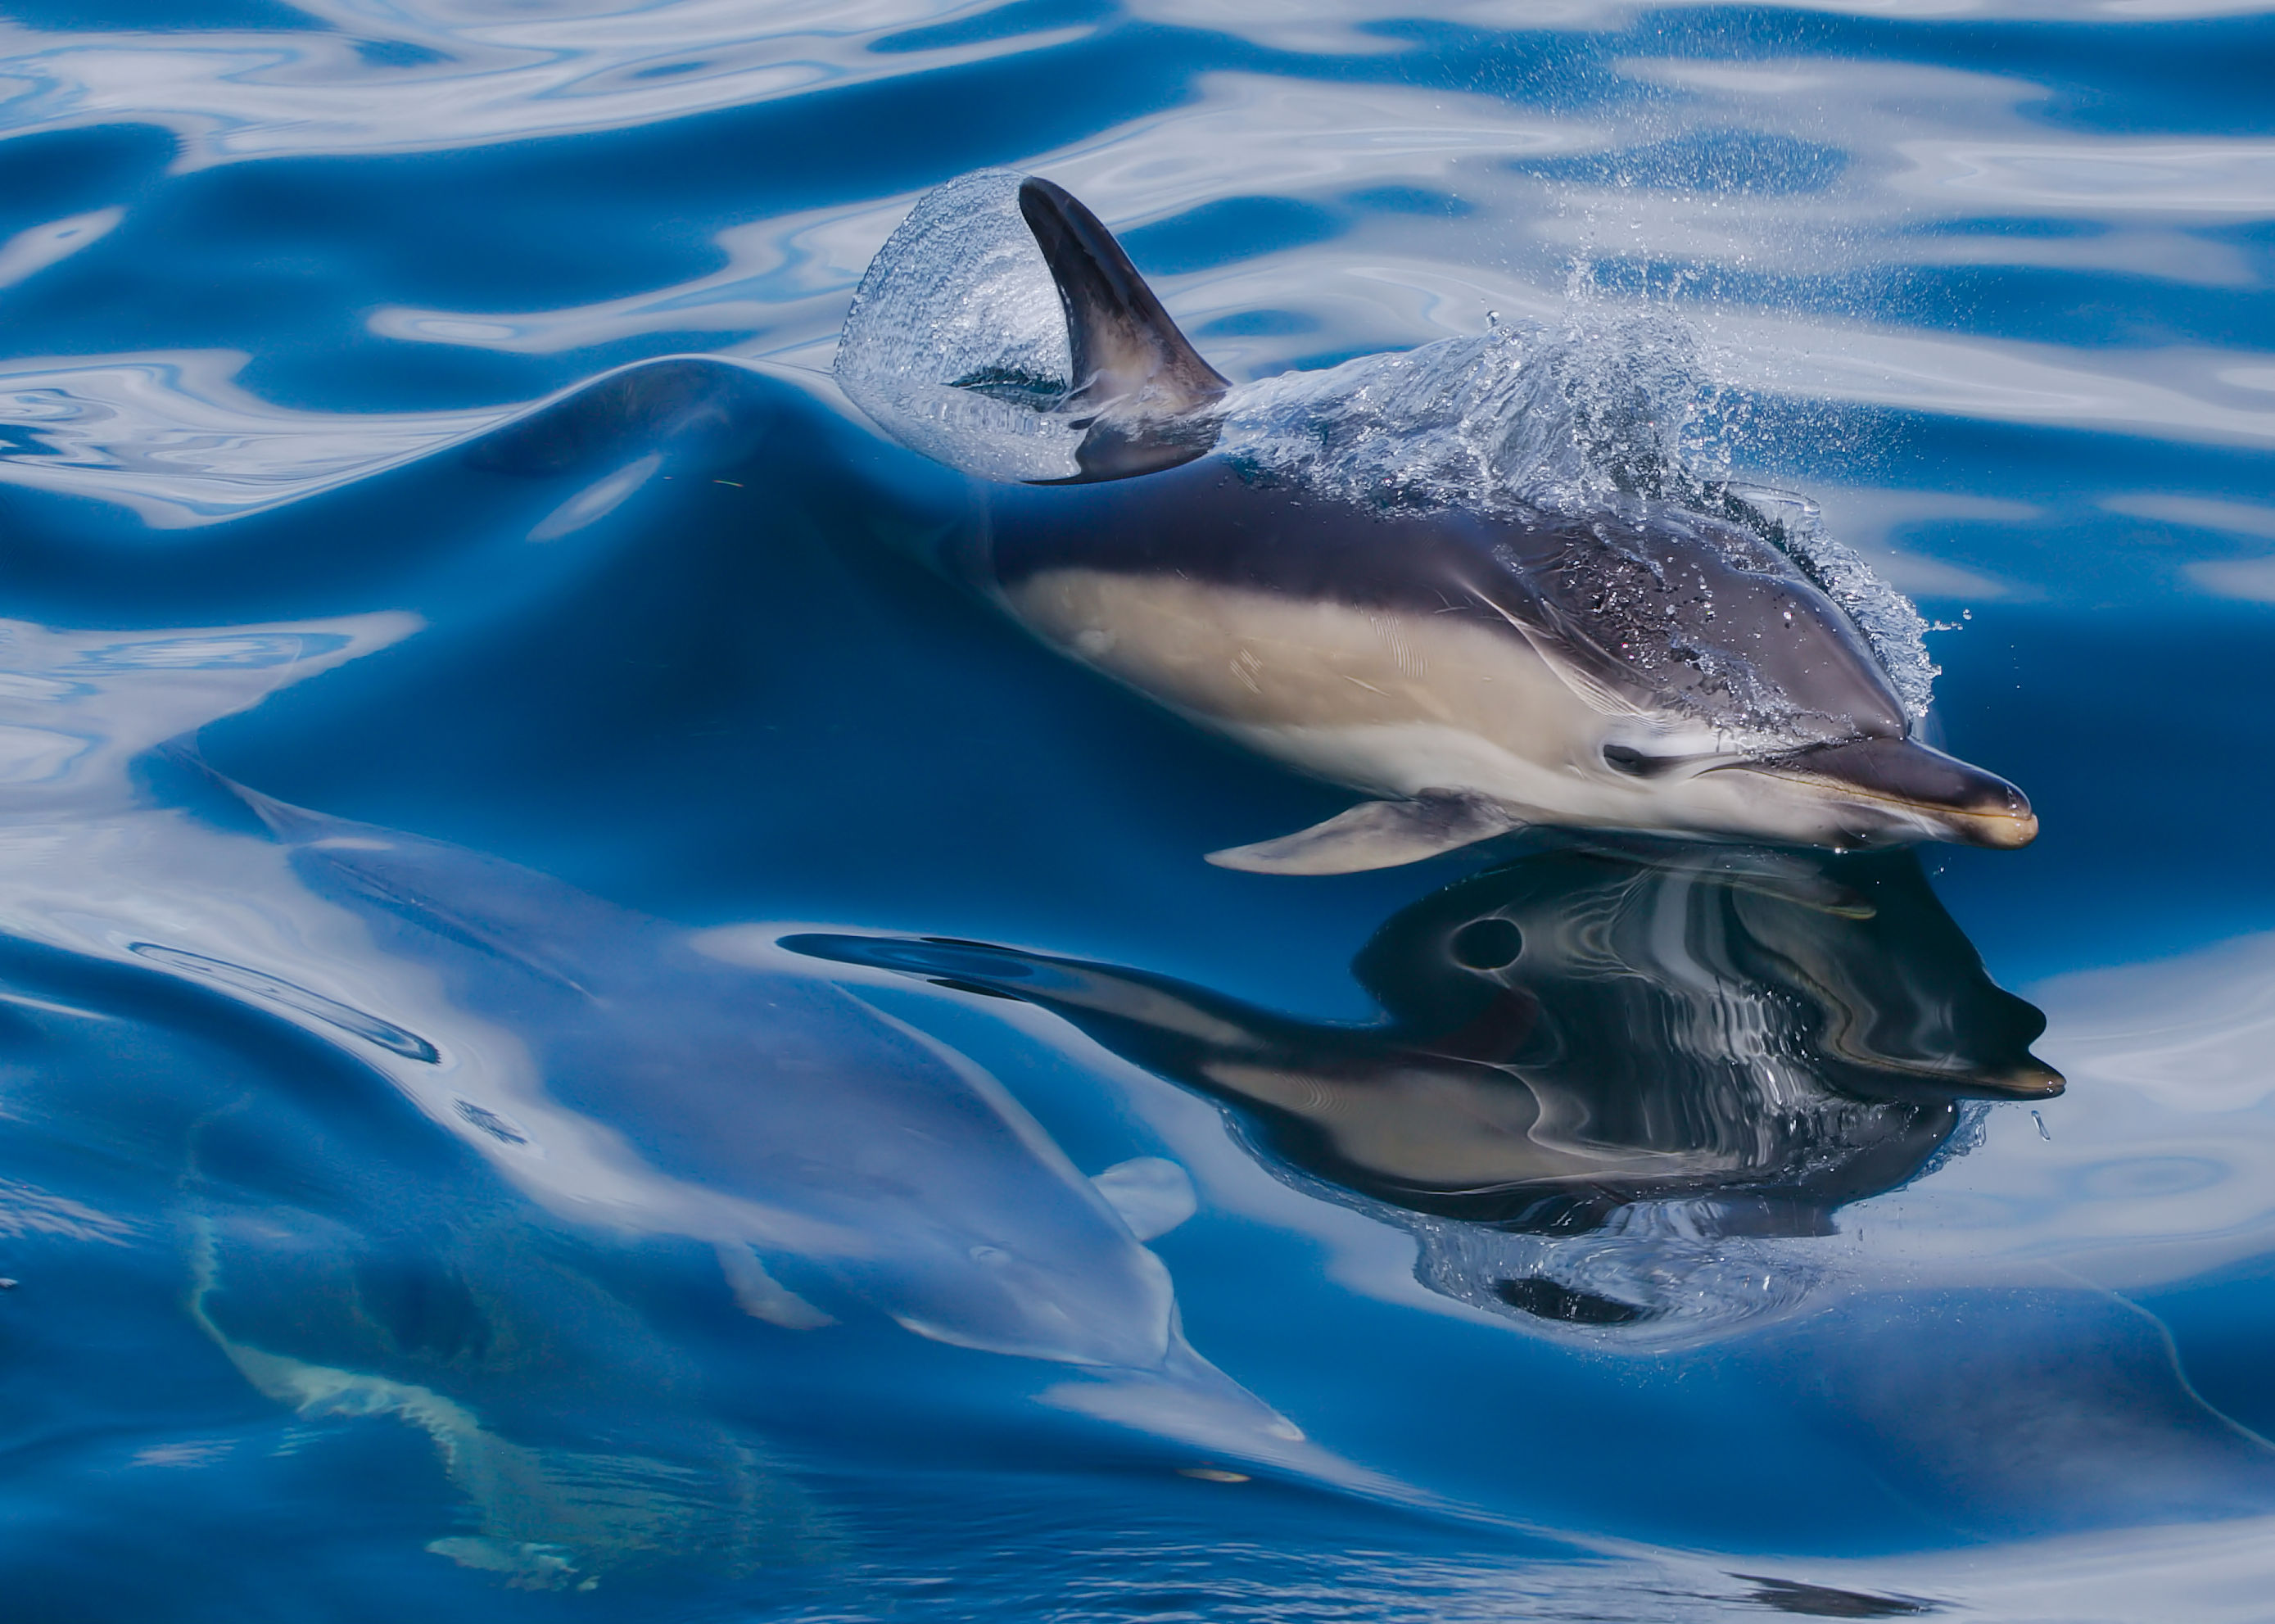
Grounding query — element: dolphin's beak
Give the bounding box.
[1749,736,2038,849]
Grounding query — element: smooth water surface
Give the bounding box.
[2,3,2273,1619]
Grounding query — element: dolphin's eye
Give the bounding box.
[1602,744,1669,776]
[1450,916,1522,970]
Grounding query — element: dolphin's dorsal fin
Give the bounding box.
[1207,792,1526,875]
[1019,176,1230,482]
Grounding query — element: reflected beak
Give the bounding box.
[1752,736,2038,849]
[1978,1061,2066,1098]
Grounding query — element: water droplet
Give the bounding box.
[2031,1110,2051,1142]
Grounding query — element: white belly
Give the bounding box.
[1006,568,1606,798]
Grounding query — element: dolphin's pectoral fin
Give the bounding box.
[1206,793,1524,875]
[1091,1157,1197,1242]
[1016,176,1229,484]
[714,1244,834,1330]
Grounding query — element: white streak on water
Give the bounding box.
[0,350,500,526]
[1127,0,2275,55]
[2185,558,2275,600]
[2105,493,2275,541]
[0,2,1097,169]
[1893,137,2275,215]
[0,206,122,289]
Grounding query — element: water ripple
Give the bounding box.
[0,2,1097,165]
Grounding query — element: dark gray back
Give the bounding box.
[985,460,1910,741]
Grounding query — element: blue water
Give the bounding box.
[4,4,2275,1618]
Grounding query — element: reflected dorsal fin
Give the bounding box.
[1018,176,1230,482]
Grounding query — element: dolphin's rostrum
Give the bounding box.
[836,172,2036,871]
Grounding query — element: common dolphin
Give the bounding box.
[834,172,2037,871]
[185,1205,839,1590]
[785,839,2060,1329]
[230,784,1201,1363]
[0,613,1378,1486]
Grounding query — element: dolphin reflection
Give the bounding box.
[785,841,2060,1330]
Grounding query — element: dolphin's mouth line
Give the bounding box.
[1714,746,2032,826]
[1758,775,1997,826]
[1707,753,1920,807]
[1778,777,2017,824]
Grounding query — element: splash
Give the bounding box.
[835,170,1087,483]
[838,173,1937,719]
[1214,309,1938,720]
[0,1176,135,1244]
[1409,1213,1829,1350]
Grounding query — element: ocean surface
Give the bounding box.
[2,2,2273,1619]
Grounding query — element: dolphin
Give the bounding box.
[0,612,1392,1486]
[184,1204,841,1590]
[226,784,1205,1364]
[783,838,2060,1330]
[834,173,2037,871]
[187,781,1349,1463]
